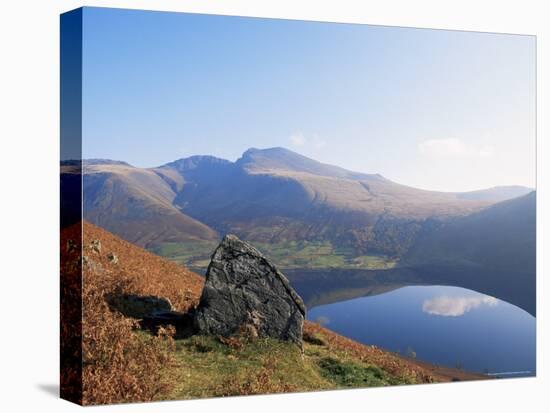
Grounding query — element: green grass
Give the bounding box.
[349,254,397,269]
[165,336,327,399]
[159,331,414,400]
[149,240,218,268]
[150,239,398,271]
[317,357,404,387]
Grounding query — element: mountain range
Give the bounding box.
[61,147,534,274]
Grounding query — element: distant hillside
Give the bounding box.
[402,192,536,315]
[158,147,532,257]
[403,191,535,271]
[156,148,491,257]
[62,161,219,248]
[166,147,491,222]
[456,185,533,203]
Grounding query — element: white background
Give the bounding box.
[0,0,547,411]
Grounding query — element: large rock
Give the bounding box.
[194,235,306,345]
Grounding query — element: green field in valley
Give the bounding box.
[150,239,398,271]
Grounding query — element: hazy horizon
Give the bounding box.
[81,8,535,192]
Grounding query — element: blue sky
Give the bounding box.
[82,7,535,192]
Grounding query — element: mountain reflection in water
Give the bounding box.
[286,265,535,317]
[286,266,535,377]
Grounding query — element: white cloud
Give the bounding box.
[289,132,326,151]
[418,138,467,157]
[418,138,495,159]
[289,133,306,147]
[422,295,498,317]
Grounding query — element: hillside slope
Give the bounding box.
[157,147,527,257]
[62,161,219,248]
[403,192,535,272]
[166,147,529,221]
[80,221,205,311]
[456,185,533,202]
[166,147,490,217]
[403,192,536,315]
[64,222,487,404]
[62,221,205,404]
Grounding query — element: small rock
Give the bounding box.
[66,239,76,253]
[90,240,101,254]
[107,252,118,264]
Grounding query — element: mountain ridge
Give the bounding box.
[67,147,534,259]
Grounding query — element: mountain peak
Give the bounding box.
[237,147,386,182]
[242,146,294,156]
[162,155,231,172]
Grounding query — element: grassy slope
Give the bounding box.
[77,222,487,403]
[165,333,410,400]
[163,321,488,400]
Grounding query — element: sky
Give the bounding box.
[81,7,535,192]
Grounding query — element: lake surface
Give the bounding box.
[303,282,536,377]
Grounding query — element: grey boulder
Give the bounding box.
[194,235,306,345]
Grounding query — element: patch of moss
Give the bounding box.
[317,357,399,387]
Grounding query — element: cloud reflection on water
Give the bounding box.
[422,295,498,317]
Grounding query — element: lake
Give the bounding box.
[287,270,536,378]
